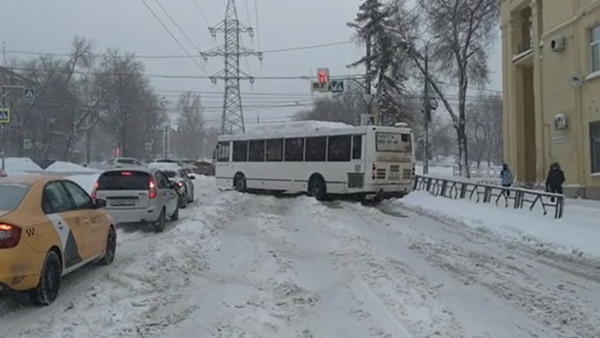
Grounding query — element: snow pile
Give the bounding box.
[45,161,101,173]
[148,162,180,170]
[245,120,352,136]
[3,157,42,173]
[394,191,600,260]
[68,174,100,193]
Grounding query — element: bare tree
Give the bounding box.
[294,81,367,124]
[466,93,502,167]
[400,0,499,177]
[95,49,166,158]
[175,92,206,159]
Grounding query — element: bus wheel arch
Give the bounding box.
[308,174,327,201]
[233,172,247,192]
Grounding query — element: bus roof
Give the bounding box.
[218,121,412,141]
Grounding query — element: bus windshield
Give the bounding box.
[375,132,411,153]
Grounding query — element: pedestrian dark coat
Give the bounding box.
[546,162,565,195]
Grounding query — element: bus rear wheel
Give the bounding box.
[309,176,327,201]
[234,173,247,192]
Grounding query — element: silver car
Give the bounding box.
[92,167,179,232]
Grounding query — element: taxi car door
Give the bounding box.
[61,180,106,256]
[41,181,88,267]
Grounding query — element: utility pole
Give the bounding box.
[163,124,169,159]
[201,0,262,135]
[423,43,430,175]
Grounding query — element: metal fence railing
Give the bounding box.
[413,175,565,219]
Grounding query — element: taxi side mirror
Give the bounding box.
[95,198,107,209]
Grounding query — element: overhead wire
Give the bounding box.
[139,0,209,74]
[153,0,200,51]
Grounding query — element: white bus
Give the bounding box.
[214,121,415,201]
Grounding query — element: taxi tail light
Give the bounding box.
[148,176,157,199]
[0,223,21,249]
[90,180,99,199]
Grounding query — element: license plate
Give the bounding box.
[110,199,135,206]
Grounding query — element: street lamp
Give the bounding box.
[417,34,440,175]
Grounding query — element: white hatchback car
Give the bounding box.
[92,167,179,232]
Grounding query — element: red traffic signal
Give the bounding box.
[317,68,329,84]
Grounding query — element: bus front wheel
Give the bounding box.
[234,173,247,192]
[309,175,327,201]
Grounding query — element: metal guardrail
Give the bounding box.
[413,175,565,219]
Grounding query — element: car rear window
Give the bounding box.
[117,159,136,164]
[0,183,29,210]
[163,170,178,178]
[97,171,150,190]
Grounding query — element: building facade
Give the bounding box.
[502,0,600,198]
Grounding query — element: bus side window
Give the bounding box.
[352,135,362,160]
[266,139,283,161]
[284,138,304,161]
[327,135,351,162]
[306,137,326,162]
[233,141,248,162]
[249,140,266,162]
[216,142,230,162]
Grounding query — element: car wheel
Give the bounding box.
[171,204,179,221]
[30,251,62,306]
[179,194,188,209]
[154,208,166,233]
[98,227,117,266]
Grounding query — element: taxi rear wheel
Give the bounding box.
[30,251,61,306]
[98,227,116,266]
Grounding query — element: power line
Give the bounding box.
[253,0,261,51]
[139,0,208,74]
[3,40,354,60]
[1,65,365,80]
[191,0,213,31]
[153,0,200,51]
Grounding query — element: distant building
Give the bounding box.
[501,0,600,198]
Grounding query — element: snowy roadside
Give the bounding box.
[392,191,600,261]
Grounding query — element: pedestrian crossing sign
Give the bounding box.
[0,109,10,124]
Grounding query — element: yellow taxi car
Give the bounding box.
[0,174,116,306]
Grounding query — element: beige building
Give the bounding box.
[501,0,600,197]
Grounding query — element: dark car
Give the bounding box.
[192,161,215,176]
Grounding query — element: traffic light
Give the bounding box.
[317,68,329,84]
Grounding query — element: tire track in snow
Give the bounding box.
[358,201,600,338]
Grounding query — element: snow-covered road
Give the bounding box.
[1,176,599,338]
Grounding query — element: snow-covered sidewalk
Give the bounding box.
[393,191,600,260]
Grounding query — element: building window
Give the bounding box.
[591,25,600,73]
[266,139,283,161]
[248,140,265,162]
[284,138,304,161]
[232,141,247,162]
[590,121,600,173]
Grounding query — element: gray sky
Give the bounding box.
[0,0,501,127]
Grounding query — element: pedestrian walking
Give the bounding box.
[500,163,514,196]
[545,162,565,202]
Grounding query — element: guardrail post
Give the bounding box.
[440,180,448,197]
[514,190,523,209]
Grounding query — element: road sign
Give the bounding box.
[23,139,32,150]
[311,81,329,93]
[0,109,9,124]
[330,80,344,93]
[145,142,153,151]
[23,87,35,102]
